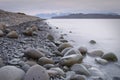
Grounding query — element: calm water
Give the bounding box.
[47,19,120,79]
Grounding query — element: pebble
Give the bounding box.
[58,43,73,52]
[23,28,33,36]
[23,48,45,59]
[7,31,19,38]
[89,40,96,44]
[47,34,54,41]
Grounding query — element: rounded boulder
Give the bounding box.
[58,43,73,52]
[23,48,45,59]
[24,65,49,80]
[0,66,25,80]
[102,52,118,62]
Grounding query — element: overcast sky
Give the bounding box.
[0,0,120,15]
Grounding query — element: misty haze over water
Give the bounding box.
[47,19,120,79]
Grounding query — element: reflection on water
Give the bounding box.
[47,19,120,78]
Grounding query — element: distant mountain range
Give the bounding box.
[36,13,68,19]
[52,13,120,19]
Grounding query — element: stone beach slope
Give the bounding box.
[0,9,119,80]
[0,9,41,26]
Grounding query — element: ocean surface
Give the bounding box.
[47,19,120,79]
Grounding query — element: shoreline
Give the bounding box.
[0,10,119,80]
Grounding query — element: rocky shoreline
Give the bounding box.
[0,10,119,80]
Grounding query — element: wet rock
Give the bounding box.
[88,67,106,80]
[47,34,54,42]
[69,31,72,33]
[58,43,73,52]
[88,50,104,57]
[64,48,81,56]
[95,58,108,65]
[61,47,72,56]
[113,77,120,80]
[102,52,118,62]
[60,54,83,66]
[54,41,62,46]
[0,30,4,37]
[23,28,33,36]
[23,48,45,59]
[89,40,96,44]
[24,65,49,80]
[25,60,37,66]
[71,64,90,76]
[0,66,25,80]
[4,28,11,34]
[38,57,54,65]
[43,64,55,69]
[7,31,19,38]
[78,47,88,56]
[56,27,59,29]
[50,67,65,77]
[60,39,68,43]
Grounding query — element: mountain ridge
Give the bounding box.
[52,13,120,19]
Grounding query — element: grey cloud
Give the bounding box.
[0,0,120,15]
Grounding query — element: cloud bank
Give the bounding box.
[0,0,120,15]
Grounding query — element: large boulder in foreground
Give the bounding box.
[58,43,73,52]
[23,48,45,59]
[7,31,19,38]
[24,65,49,80]
[102,52,118,62]
[59,54,83,66]
[0,66,25,80]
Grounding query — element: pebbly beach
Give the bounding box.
[0,9,119,80]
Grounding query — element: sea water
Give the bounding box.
[47,19,120,79]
